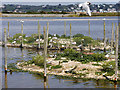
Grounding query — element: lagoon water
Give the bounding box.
[1,16,118,40]
[1,16,120,88]
[2,47,120,88]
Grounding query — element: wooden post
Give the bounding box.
[46,22,49,48]
[103,20,106,52]
[111,23,114,52]
[70,23,72,48]
[38,21,41,49]
[115,26,119,81]
[64,21,66,37]
[115,23,117,49]
[119,22,120,53]
[5,71,8,88]
[4,28,7,72]
[88,20,90,37]
[88,20,91,51]
[43,26,47,81]
[44,80,46,89]
[7,22,9,39]
[21,23,23,48]
[0,28,3,44]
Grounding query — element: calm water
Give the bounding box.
[1,47,120,88]
[1,16,119,41]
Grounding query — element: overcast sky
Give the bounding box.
[1,0,119,2]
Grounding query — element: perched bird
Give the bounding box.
[20,20,24,23]
[78,2,91,16]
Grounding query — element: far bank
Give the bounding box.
[1,12,119,17]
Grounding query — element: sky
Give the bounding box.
[1,0,120,2]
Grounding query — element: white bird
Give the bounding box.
[20,20,24,23]
[78,2,91,16]
[12,41,16,44]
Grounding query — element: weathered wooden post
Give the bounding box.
[21,21,24,48]
[44,80,46,89]
[46,22,49,48]
[103,19,106,52]
[38,21,41,49]
[111,23,114,52]
[115,23,117,49]
[7,22,9,39]
[88,20,91,51]
[115,26,119,81]
[70,23,72,48]
[119,22,120,52]
[43,26,47,81]
[88,20,90,37]
[5,71,8,89]
[1,28,2,45]
[64,21,66,37]
[4,28,7,72]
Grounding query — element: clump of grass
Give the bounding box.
[51,65,62,69]
[62,60,68,63]
[54,56,61,60]
[79,73,86,77]
[82,68,88,71]
[95,72,102,75]
[92,63,101,66]
[31,55,44,67]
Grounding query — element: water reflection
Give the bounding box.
[5,72,8,89]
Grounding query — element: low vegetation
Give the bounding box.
[56,49,107,64]
[51,65,62,69]
[8,33,101,48]
[101,61,116,76]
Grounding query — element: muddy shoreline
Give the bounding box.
[2,14,118,17]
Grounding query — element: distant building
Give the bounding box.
[99,9,103,13]
[17,5,21,8]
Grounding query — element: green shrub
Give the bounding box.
[73,34,84,38]
[92,53,107,62]
[73,37,82,46]
[31,55,44,67]
[61,49,107,63]
[60,34,66,38]
[8,39,14,43]
[26,36,36,44]
[64,49,77,55]
[56,53,65,57]
[55,34,60,38]
[60,34,70,38]
[101,61,115,76]
[73,35,94,46]
[13,33,26,39]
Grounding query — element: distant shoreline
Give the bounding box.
[1,14,119,17]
